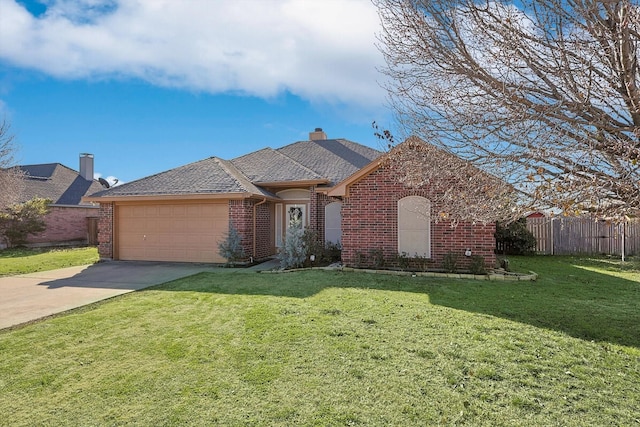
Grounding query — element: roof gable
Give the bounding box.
[328,137,505,198]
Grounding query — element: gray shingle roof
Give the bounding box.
[17,163,104,205]
[231,148,325,183]
[88,157,274,198]
[277,139,382,186]
[89,137,383,199]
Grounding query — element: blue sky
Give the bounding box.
[0,0,393,184]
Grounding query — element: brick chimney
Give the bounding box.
[79,153,94,181]
[309,128,327,141]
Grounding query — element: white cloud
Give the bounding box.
[0,0,386,106]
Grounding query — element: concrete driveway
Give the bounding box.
[0,261,220,330]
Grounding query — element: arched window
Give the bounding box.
[398,196,431,257]
[324,201,342,244]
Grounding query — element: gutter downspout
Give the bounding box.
[253,198,268,260]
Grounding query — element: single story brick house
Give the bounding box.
[5,154,105,248]
[85,129,496,270]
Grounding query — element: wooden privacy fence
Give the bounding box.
[526,217,640,256]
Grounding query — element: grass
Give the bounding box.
[0,255,639,425]
[0,246,98,276]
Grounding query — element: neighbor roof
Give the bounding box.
[17,163,104,205]
[87,137,383,200]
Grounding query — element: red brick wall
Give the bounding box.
[97,203,113,260]
[342,166,496,271]
[254,201,272,260]
[26,205,99,245]
[229,199,274,261]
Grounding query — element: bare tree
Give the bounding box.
[375,128,519,224]
[375,0,640,220]
[0,119,24,210]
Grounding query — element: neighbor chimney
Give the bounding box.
[79,153,94,181]
[309,127,327,141]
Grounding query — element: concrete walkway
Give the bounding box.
[0,261,223,330]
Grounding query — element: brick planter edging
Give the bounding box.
[260,266,538,281]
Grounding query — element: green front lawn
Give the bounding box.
[0,256,638,426]
[0,247,99,276]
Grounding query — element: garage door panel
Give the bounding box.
[117,202,229,263]
[158,205,174,217]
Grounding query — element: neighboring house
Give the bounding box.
[85,129,496,270]
[6,154,105,248]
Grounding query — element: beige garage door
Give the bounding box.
[116,202,229,263]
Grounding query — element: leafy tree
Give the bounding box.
[0,119,24,210]
[0,197,51,248]
[217,224,247,265]
[376,0,640,220]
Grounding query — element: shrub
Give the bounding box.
[301,228,324,266]
[396,252,410,271]
[279,225,307,269]
[442,251,458,273]
[469,255,487,275]
[369,248,385,268]
[495,218,537,255]
[279,227,343,269]
[412,254,430,272]
[217,224,246,266]
[324,241,342,263]
[0,197,51,248]
[354,251,367,268]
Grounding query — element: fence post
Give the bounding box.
[622,221,626,262]
[550,217,554,255]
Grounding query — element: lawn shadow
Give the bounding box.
[154,264,639,349]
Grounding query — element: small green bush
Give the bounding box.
[301,228,324,266]
[412,254,430,272]
[279,225,307,269]
[323,241,342,263]
[469,255,487,275]
[369,248,385,268]
[396,252,410,271]
[0,197,51,248]
[495,218,537,255]
[442,251,458,273]
[354,251,367,268]
[217,224,247,266]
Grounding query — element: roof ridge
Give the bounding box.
[273,145,325,179]
[214,157,265,195]
[335,137,385,152]
[19,162,61,168]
